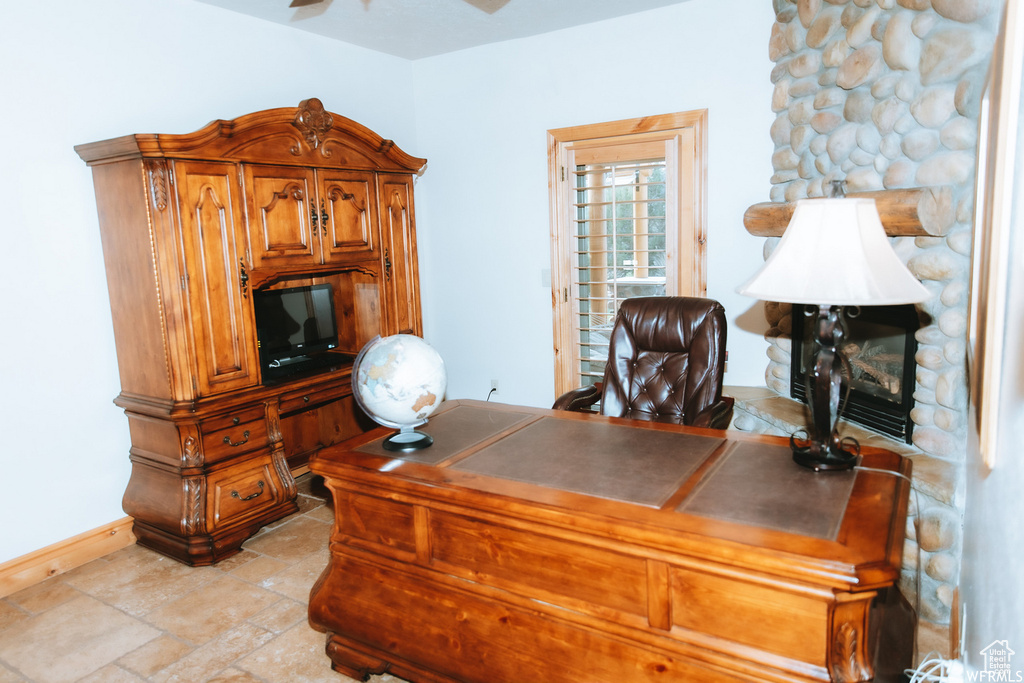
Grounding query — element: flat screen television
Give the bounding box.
[253,284,339,377]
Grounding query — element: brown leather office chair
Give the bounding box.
[553,296,734,429]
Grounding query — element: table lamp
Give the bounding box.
[737,191,929,471]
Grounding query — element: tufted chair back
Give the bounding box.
[599,297,728,426]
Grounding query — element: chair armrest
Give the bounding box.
[552,383,603,412]
[691,396,735,430]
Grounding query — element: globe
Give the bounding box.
[352,334,447,451]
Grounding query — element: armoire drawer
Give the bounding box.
[201,409,269,464]
[278,381,349,415]
[206,456,283,531]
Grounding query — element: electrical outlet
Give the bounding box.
[490,379,499,393]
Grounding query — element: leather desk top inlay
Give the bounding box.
[677,441,857,540]
[355,404,533,465]
[451,415,724,507]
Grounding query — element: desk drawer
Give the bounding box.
[429,510,648,621]
[670,565,829,665]
[201,408,269,464]
[207,456,284,531]
[335,491,418,558]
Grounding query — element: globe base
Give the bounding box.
[382,428,434,452]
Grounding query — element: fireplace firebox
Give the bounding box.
[791,304,919,444]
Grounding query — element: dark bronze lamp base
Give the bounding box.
[793,304,861,472]
[791,438,859,471]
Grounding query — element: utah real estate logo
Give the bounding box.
[973,640,1023,682]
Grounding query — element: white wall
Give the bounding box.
[411,0,776,408]
[0,0,416,563]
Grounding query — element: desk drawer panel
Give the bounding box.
[336,491,417,557]
[429,510,647,619]
[670,565,828,665]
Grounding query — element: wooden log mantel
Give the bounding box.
[743,186,954,238]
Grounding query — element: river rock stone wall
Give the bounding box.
[752,0,999,657]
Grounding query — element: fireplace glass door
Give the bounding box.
[791,304,919,443]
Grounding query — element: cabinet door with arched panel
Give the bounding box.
[243,164,318,269]
[378,173,422,336]
[318,170,378,264]
[175,160,260,396]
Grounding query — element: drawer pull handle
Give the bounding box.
[303,395,310,403]
[231,480,264,501]
[222,430,250,447]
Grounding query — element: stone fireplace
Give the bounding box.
[730,0,999,659]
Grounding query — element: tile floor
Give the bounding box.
[0,475,408,683]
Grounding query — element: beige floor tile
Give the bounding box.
[0,601,28,634]
[0,594,160,683]
[149,622,276,683]
[235,621,357,683]
[143,575,280,646]
[77,663,148,682]
[257,549,330,602]
[63,545,221,618]
[0,663,26,683]
[203,668,265,682]
[228,555,290,584]
[5,579,82,615]
[295,490,329,514]
[207,549,261,573]
[306,504,337,524]
[242,515,332,561]
[117,635,194,678]
[248,598,307,634]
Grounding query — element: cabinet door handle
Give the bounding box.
[222,430,250,447]
[231,480,264,501]
[319,199,329,235]
[384,248,392,282]
[310,203,319,231]
[239,259,249,298]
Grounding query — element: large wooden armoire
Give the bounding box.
[76,99,425,565]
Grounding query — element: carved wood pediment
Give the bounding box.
[75,98,427,175]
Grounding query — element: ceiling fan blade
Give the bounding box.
[290,0,324,7]
[462,0,510,13]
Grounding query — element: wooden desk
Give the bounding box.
[308,400,912,683]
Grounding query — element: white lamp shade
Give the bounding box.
[737,198,930,306]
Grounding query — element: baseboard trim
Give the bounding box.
[0,517,136,598]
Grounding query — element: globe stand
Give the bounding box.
[352,335,447,454]
[382,425,434,452]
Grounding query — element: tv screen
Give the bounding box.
[254,284,339,369]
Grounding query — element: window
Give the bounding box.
[548,111,708,395]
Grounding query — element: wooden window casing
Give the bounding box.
[548,111,708,396]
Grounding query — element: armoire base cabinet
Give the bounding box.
[76,99,425,565]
